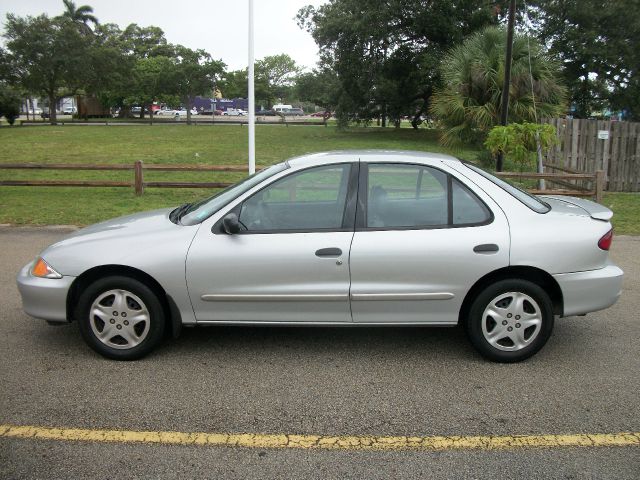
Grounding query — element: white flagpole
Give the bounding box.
[248,0,256,174]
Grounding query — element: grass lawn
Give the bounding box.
[601,192,640,236]
[0,123,638,233]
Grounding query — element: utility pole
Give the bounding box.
[248,0,256,175]
[497,0,517,172]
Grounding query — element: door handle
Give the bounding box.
[473,244,499,253]
[315,247,342,257]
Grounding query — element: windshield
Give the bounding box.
[180,163,289,225]
[463,163,550,214]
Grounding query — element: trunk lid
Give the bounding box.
[539,195,613,221]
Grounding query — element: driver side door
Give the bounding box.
[185,162,358,323]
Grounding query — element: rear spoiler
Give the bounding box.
[539,195,613,221]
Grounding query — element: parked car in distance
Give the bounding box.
[311,111,329,117]
[63,106,77,114]
[154,108,174,115]
[272,103,293,114]
[256,109,276,116]
[173,108,198,117]
[281,108,305,116]
[223,109,247,116]
[16,151,623,362]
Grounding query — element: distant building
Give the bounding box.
[192,96,248,114]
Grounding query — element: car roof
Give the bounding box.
[286,150,461,169]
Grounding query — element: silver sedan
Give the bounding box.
[17,151,623,362]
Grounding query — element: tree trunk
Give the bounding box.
[186,97,192,126]
[411,89,433,130]
[535,132,545,190]
[381,103,387,128]
[323,110,331,126]
[48,93,57,125]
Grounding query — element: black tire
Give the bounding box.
[466,279,554,363]
[76,276,165,360]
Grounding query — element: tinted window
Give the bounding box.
[239,164,351,231]
[366,164,448,228]
[452,178,491,225]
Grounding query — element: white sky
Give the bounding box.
[0,0,327,70]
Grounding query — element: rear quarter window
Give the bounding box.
[452,178,491,225]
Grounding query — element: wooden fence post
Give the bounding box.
[134,160,144,196]
[595,170,605,204]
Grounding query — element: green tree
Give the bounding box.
[295,68,340,120]
[129,55,175,121]
[86,23,174,117]
[485,122,557,170]
[120,23,174,58]
[61,0,98,34]
[429,26,566,147]
[0,46,13,82]
[298,0,504,128]
[219,54,299,107]
[256,54,300,105]
[219,69,248,99]
[173,46,225,124]
[528,0,640,119]
[3,13,92,124]
[0,84,21,124]
[85,23,136,115]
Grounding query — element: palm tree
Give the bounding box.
[62,0,98,34]
[430,26,566,147]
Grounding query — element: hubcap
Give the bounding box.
[481,291,542,352]
[89,289,150,350]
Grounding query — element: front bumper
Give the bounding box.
[16,262,76,323]
[554,262,624,317]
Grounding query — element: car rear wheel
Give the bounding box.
[466,279,554,363]
[76,276,165,360]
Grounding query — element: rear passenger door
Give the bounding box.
[349,162,510,324]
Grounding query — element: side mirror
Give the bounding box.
[222,213,241,234]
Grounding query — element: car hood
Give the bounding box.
[40,207,200,276]
[540,195,613,221]
[56,208,176,244]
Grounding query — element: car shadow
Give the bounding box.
[162,324,480,362]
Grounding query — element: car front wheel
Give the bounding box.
[466,279,554,363]
[76,276,165,360]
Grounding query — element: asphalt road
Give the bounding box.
[1,227,638,479]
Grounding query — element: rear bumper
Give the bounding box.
[16,262,75,323]
[554,263,623,317]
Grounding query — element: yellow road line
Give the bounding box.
[1,424,639,451]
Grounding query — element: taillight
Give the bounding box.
[598,229,613,250]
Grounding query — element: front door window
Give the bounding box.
[239,164,352,232]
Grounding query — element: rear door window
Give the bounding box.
[366,164,448,228]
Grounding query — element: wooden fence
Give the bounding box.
[495,170,604,203]
[0,161,604,202]
[543,118,640,192]
[0,161,247,196]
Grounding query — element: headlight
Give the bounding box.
[31,257,63,279]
